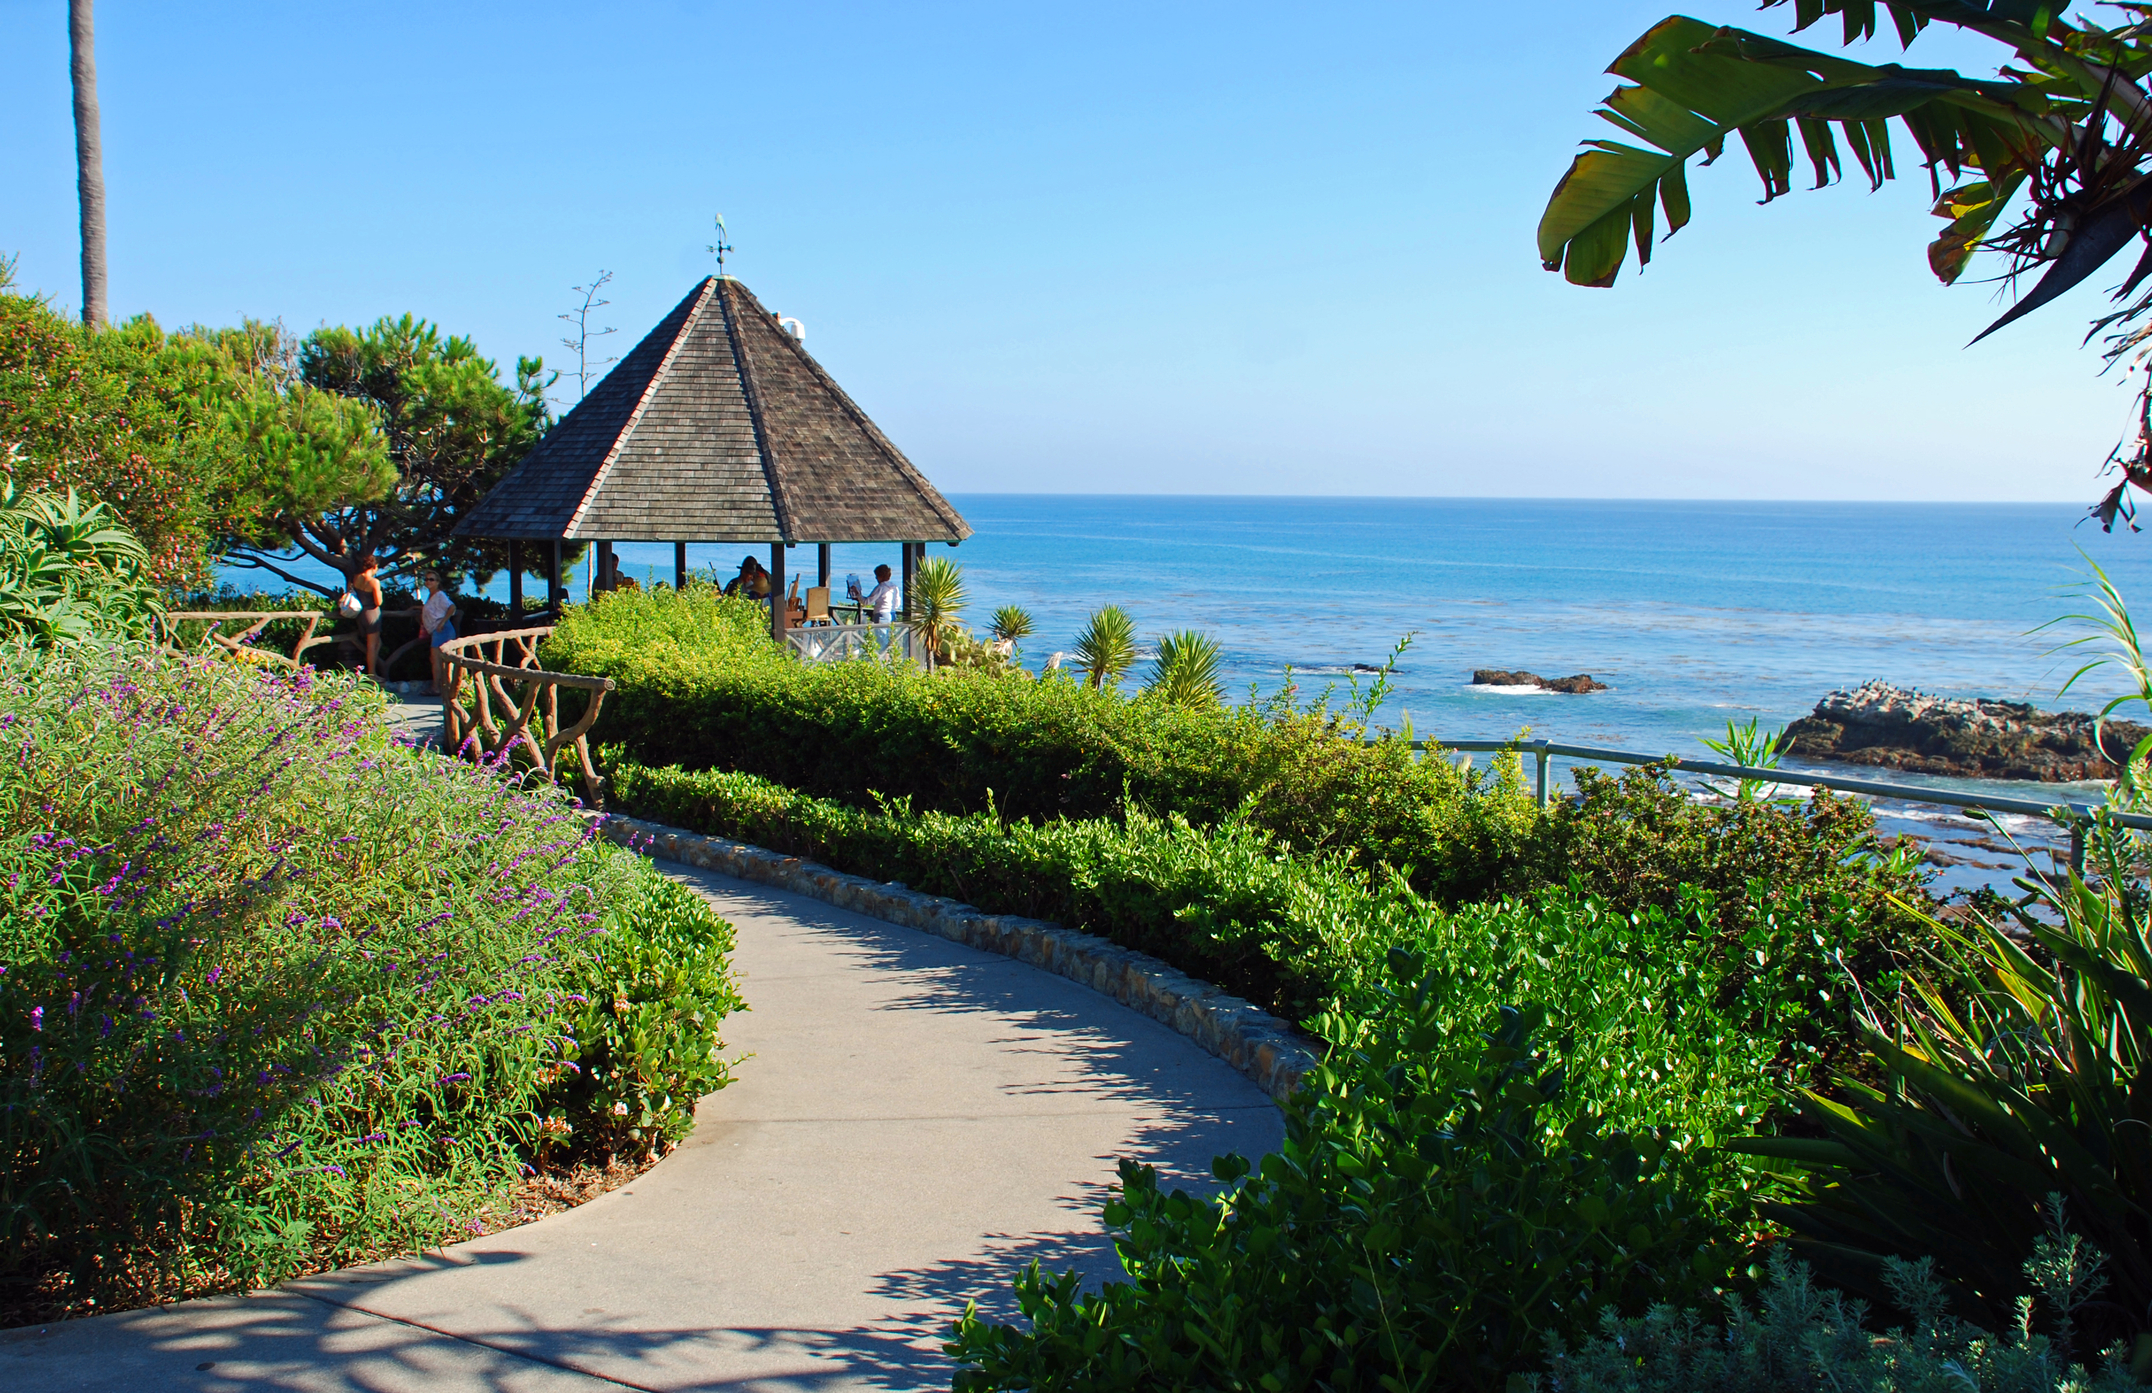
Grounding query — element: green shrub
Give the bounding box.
[1529,763,1928,927]
[947,959,1734,1393]
[0,287,248,590]
[545,586,1535,902]
[0,644,741,1312]
[539,870,744,1157]
[1528,1230,2149,1392]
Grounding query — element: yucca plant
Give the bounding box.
[908,555,967,671]
[2048,553,2152,811]
[1734,861,2152,1370]
[1070,605,1136,691]
[988,605,1034,647]
[1145,629,1224,707]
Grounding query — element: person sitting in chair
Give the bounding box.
[724,555,771,600]
[864,564,901,623]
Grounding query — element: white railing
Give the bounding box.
[784,621,919,665]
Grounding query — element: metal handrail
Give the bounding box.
[1403,736,2149,873]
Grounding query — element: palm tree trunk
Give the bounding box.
[69,0,106,329]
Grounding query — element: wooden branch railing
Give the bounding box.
[158,610,333,668]
[437,626,615,805]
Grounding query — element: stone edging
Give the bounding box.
[601,813,1319,1103]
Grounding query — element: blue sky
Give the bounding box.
[0,1,2132,501]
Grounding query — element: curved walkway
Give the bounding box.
[5,863,1285,1393]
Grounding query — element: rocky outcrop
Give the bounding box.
[1784,681,2146,782]
[1472,669,1609,694]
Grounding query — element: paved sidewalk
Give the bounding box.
[379,693,444,748]
[5,864,1284,1392]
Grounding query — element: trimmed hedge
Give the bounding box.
[605,755,1871,1117]
[545,587,1536,902]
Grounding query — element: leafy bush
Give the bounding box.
[540,871,743,1157]
[948,960,1735,1393]
[547,587,1535,903]
[1528,1226,2148,1392]
[0,644,741,1312]
[0,286,252,589]
[1522,763,1931,1019]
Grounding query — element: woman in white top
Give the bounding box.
[421,571,460,694]
[863,564,901,623]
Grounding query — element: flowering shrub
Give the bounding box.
[0,645,740,1313]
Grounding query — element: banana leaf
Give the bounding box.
[1540,14,2063,287]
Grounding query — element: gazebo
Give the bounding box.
[458,276,971,639]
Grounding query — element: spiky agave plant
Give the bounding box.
[908,556,967,669]
[1145,629,1224,707]
[1071,606,1136,691]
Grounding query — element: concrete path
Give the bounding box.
[5,863,1284,1392]
[379,694,444,748]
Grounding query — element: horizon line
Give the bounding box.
[937,491,2095,507]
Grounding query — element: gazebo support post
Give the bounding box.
[900,543,916,622]
[596,541,615,593]
[508,541,523,618]
[769,542,787,642]
[674,542,687,589]
[817,543,831,589]
[548,540,563,617]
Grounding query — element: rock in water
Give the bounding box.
[1783,681,2147,781]
[1471,669,1608,693]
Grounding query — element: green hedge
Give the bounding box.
[546,587,1536,902]
[606,756,1864,1109]
[607,754,1388,1021]
[0,646,742,1316]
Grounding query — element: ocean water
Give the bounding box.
[228,495,2152,892]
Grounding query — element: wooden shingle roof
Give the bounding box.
[458,278,971,544]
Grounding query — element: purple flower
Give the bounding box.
[28,1007,41,1032]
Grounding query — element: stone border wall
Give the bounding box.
[602,813,1319,1103]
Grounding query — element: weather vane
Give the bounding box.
[707,214,733,277]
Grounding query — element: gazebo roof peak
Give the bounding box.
[458,276,970,545]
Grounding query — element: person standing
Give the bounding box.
[349,553,386,678]
[421,570,461,695]
[864,564,901,623]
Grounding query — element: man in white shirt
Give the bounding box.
[864,564,901,623]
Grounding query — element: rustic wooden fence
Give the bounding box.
[157,610,334,668]
[436,625,614,805]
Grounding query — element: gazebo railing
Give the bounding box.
[784,621,919,665]
[157,610,334,669]
[437,626,614,804]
